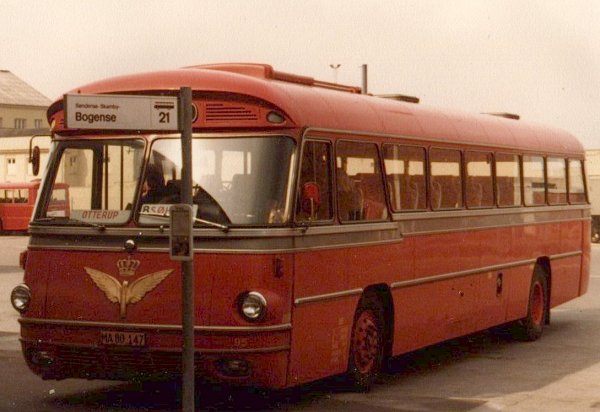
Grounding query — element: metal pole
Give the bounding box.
[362,64,368,94]
[329,64,341,84]
[179,87,195,412]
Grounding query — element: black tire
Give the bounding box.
[345,294,385,392]
[512,269,548,341]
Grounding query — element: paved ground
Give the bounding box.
[0,235,27,336]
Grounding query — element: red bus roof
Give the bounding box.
[0,181,68,190]
[49,63,584,156]
[0,181,41,190]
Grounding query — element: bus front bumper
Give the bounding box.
[19,319,291,389]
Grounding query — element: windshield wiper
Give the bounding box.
[140,211,229,232]
[32,217,106,231]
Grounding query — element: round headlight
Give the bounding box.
[239,292,267,322]
[11,284,31,313]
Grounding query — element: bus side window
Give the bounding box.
[429,148,463,210]
[465,151,493,208]
[383,144,426,211]
[336,141,387,221]
[547,157,567,205]
[496,153,522,207]
[296,140,333,222]
[568,159,587,204]
[523,155,546,206]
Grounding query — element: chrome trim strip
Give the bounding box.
[20,337,289,354]
[19,318,292,333]
[391,250,583,289]
[197,345,290,354]
[294,288,364,306]
[549,250,583,260]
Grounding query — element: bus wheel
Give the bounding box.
[513,270,548,341]
[346,295,384,392]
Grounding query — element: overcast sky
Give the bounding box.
[1,0,599,148]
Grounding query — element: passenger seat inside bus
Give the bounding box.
[356,173,387,220]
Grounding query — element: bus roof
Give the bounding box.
[0,181,67,190]
[49,63,584,156]
[0,181,41,189]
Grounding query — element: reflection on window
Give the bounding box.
[383,145,426,211]
[430,148,462,210]
[523,155,546,206]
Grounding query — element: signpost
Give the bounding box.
[65,90,196,412]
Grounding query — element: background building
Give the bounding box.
[0,70,51,183]
[587,150,600,241]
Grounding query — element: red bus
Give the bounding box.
[0,181,69,232]
[12,63,590,390]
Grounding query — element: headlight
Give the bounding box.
[11,284,31,313]
[238,291,267,322]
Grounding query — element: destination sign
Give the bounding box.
[64,94,179,131]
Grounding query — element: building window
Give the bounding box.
[14,118,27,129]
[7,158,17,175]
[34,119,44,128]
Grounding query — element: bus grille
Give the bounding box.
[54,346,196,380]
[205,103,259,122]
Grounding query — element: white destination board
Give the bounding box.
[65,94,179,131]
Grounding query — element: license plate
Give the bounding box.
[100,331,146,347]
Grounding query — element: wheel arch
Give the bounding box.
[361,284,395,359]
[535,256,551,325]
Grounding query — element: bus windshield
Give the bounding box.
[35,139,145,225]
[139,136,295,226]
[35,136,295,227]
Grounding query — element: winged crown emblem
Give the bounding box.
[85,266,173,318]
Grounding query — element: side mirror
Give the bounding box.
[301,182,321,219]
[29,134,49,177]
[31,146,40,176]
